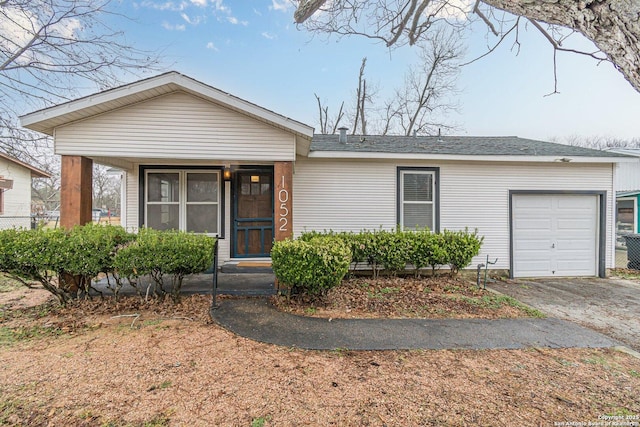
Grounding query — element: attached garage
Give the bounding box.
[511,192,605,278]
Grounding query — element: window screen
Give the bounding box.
[400,170,436,230]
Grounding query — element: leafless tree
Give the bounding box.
[352,57,369,135]
[551,135,640,151]
[92,164,120,213]
[0,0,163,158]
[386,28,461,136]
[31,157,60,212]
[315,93,345,134]
[293,0,640,94]
[30,156,121,214]
[314,27,461,136]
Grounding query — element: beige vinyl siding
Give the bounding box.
[293,157,615,270]
[124,166,139,232]
[0,159,33,228]
[55,92,296,161]
[293,159,397,232]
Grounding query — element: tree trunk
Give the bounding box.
[482,0,640,92]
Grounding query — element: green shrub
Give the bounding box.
[62,224,136,296]
[114,228,216,301]
[271,237,351,296]
[375,230,409,276]
[405,229,430,277]
[442,228,483,274]
[0,228,70,304]
[295,227,483,277]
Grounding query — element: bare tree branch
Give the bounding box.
[313,26,461,137]
[0,0,165,159]
[294,0,640,93]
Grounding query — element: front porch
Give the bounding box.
[20,72,310,265]
[93,261,276,297]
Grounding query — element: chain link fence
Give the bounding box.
[615,246,628,269]
[0,215,120,230]
[0,216,42,230]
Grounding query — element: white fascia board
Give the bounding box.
[20,73,180,131]
[177,76,314,138]
[307,151,636,163]
[90,157,135,171]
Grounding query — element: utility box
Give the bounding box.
[624,234,640,269]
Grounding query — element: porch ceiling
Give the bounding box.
[90,156,289,172]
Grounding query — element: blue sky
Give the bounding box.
[109,0,640,141]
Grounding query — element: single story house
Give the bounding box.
[0,152,50,229]
[19,72,633,278]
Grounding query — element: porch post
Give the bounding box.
[60,155,93,228]
[274,161,293,241]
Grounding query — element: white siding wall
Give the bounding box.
[293,157,615,270]
[125,167,139,232]
[55,92,296,161]
[0,159,32,228]
[615,161,640,192]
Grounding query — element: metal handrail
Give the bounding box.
[211,239,220,310]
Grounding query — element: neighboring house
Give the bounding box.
[0,152,51,229]
[20,72,633,278]
[606,148,640,248]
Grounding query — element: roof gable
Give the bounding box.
[0,153,50,178]
[20,72,314,141]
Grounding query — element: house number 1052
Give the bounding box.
[278,175,289,232]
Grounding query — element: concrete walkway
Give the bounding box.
[210,298,622,351]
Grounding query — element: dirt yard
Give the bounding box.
[271,276,543,319]
[1,286,639,427]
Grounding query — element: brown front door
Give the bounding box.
[233,168,274,257]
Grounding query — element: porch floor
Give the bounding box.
[93,269,276,297]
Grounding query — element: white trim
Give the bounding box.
[399,169,435,230]
[617,196,637,234]
[309,151,634,163]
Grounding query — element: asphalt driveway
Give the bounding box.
[488,277,640,351]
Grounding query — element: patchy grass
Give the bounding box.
[272,276,545,319]
[0,296,638,426]
[609,268,640,280]
[251,416,271,427]
[0,324,64,347]
[0,274,23,293]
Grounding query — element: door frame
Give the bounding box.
[508,190,607,279]
[231,166,275,258]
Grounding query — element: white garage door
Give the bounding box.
[512,194,598,277]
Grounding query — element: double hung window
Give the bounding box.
[145,170,220,234]
[398,168,438,231]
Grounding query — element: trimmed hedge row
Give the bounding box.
[298,228,483,277]
[0,224,216,304]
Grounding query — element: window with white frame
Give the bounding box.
[398,168,438,231]
[145,170,220,234]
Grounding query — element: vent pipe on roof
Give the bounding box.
[338,127,348,143]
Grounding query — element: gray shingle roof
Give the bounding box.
[311,135,630,158]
